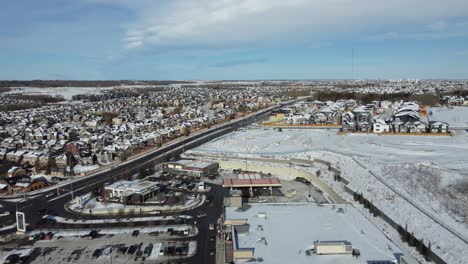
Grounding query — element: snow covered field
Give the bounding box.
[5,85,157,100]
[191,127,468,263]
[5,87,113,100]
[226,203,403,264]
[427,106,468,128]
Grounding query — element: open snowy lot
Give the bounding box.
[226,203,403,264]
[427,106,468,128]
[191,127,468,263]
[5,85,157,100]
[5,87,112,100]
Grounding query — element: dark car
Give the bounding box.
[89,230,99,239]
[4,254,20,264]
[34,232,45,241]
[92,248,102,258]
[119,245,128,254]
[144,243,153,256]
[132,230,140,237]
[128,245,137,255]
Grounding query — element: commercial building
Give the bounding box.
[164,160,219,177]
[223,203,403,264]
[223,178,281,196]
[104,180,160,204]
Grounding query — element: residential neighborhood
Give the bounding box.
[266,99,451,134]
[0,86,289,194]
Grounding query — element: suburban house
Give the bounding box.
[429,121,449,133]
[373,119,390,133]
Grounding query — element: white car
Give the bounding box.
[45,192,55,198]
[196,213,207,218]
[0,211,10,217]
[149,210,161,215]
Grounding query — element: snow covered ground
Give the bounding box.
[73,164,99,174]
[5,87,113,100]
[5,85,158,100]
[190,127,468,263]
[226,203,403,264]
[427,106,468,128]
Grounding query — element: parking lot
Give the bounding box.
[0,227,197,264]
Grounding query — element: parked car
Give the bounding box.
[92,248,102,258]
[4,254,20,263]
[89,230,99,239]
[144,243,153,256]
[128,245,137,255]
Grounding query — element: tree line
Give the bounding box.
[353,192,433,261]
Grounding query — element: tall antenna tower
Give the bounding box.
[352,48,355,80]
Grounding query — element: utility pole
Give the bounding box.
[245,155,247,171]
[70,182,74,200]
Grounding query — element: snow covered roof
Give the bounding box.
[225,203,402,264]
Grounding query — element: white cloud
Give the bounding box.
[427,21,449,31]
[382,32,400,40]
[84,0,468,50]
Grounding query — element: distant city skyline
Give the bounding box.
[1,0,468,80]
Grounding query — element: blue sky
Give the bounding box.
[1,0,468,80]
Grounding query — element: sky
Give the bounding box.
[1,0,468,80]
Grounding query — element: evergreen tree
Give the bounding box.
[425,242,432,261]
[402,224,409,242]
[417,239,424,255]
[397,225,403,235]
[408,232,416,247]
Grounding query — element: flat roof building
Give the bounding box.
[164,160,219,177]
[104,180,159,205]
[224,203,403,264]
